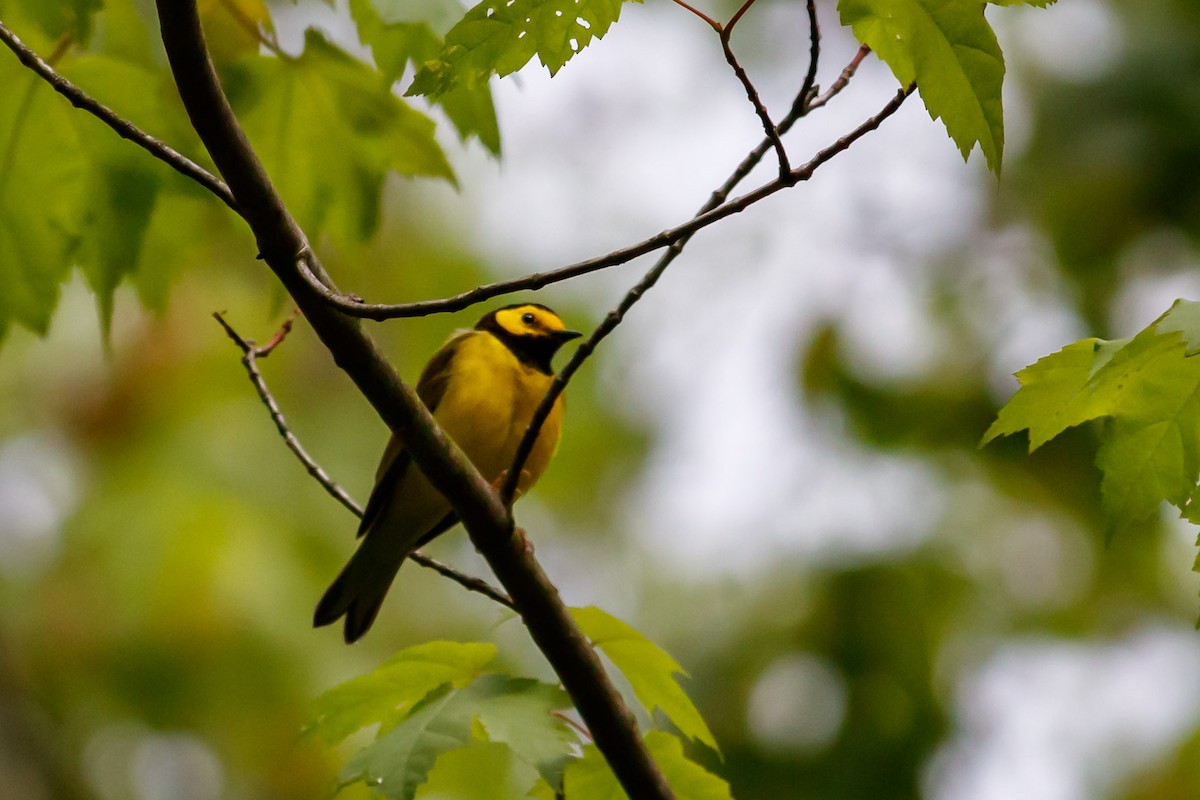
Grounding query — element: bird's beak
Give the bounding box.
[551,329,583,343]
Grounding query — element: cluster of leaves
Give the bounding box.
[308,609,724,799]
[837,0,1055,174]
[985,300,1200,533]
[0,0,469,338]
[0,0,1059,343]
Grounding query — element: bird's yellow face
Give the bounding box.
[477,304,581,374]
[493,304,572,338]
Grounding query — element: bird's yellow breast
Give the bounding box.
[434,330,564,493]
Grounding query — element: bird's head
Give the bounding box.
[477,304,582,374]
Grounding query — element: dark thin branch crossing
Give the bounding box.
[725,0,758,32]
[212,312,518,610]
[795,0,821,116]
[0,17,237,212]
[294,47,878,321]
[213,310,361,517]
[503,83,916,502]
[720,30,790,177]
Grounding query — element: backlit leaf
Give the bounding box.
[408,0,639,98]
[837,0,1005,172]
[11,0,102,41]
[982,338,1104,450]
[65,55,171,331]
[571,606,718,752]
[0,58,87,334]
[306,641,495,745]
[472,677,575,787]
[348,0,500,153]
[339,674,576,800]
[225,29,454,244]
[988,299,1200,531]
[563,731,732,800]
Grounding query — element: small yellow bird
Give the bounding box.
[314,303,581,643]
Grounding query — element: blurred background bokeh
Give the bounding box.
[3,0,1200,798]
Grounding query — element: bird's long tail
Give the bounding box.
[313,534,405,644]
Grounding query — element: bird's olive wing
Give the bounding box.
[414,333,462,411]
[356,334,464,537]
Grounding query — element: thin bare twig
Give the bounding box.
[672,0,782,179]
[725,0,758,34]
[295,48,876,323]
[720,29,790,177]
[0,17,237,212]
[502,84,915,502]
[212,312,517,611]
[213,311,364,517]
[405,552,516,609]
[668,0,721,31]
[795,0,821,116]
[809,43,871,112]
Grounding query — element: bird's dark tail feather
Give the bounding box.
[314,512,458,644]
[313,547,403,644]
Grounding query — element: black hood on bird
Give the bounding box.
[476,307,581,374]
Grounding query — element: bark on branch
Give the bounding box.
[154,2,673,797]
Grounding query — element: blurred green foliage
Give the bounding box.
[2,0,1200,799]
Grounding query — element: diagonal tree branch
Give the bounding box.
[212,311,517,611]
[296,167,813,320]
[502,83,915,502]
[0,17,237,212]
[154,2,671,796]
[719,29,790,177]
[293,39,877,323]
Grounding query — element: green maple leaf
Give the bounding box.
[10,0,102,42]
[548,731,732,800]
[407,0,638,99]
[62,54,177,332]
[348,0,501,153]
[571,606,718,753]
[0,53,88,336]
[982,338,1106,450]
[987,299,1200,531]
[339,674,576,800]
[306,641,495,745]
[225,29,454,245]
[837,0,1006,172]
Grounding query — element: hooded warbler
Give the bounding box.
[314,303,581,643]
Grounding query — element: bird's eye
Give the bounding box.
[522,312,536,325]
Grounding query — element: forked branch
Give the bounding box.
[503,83,915,501]
[295,11,875,322]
